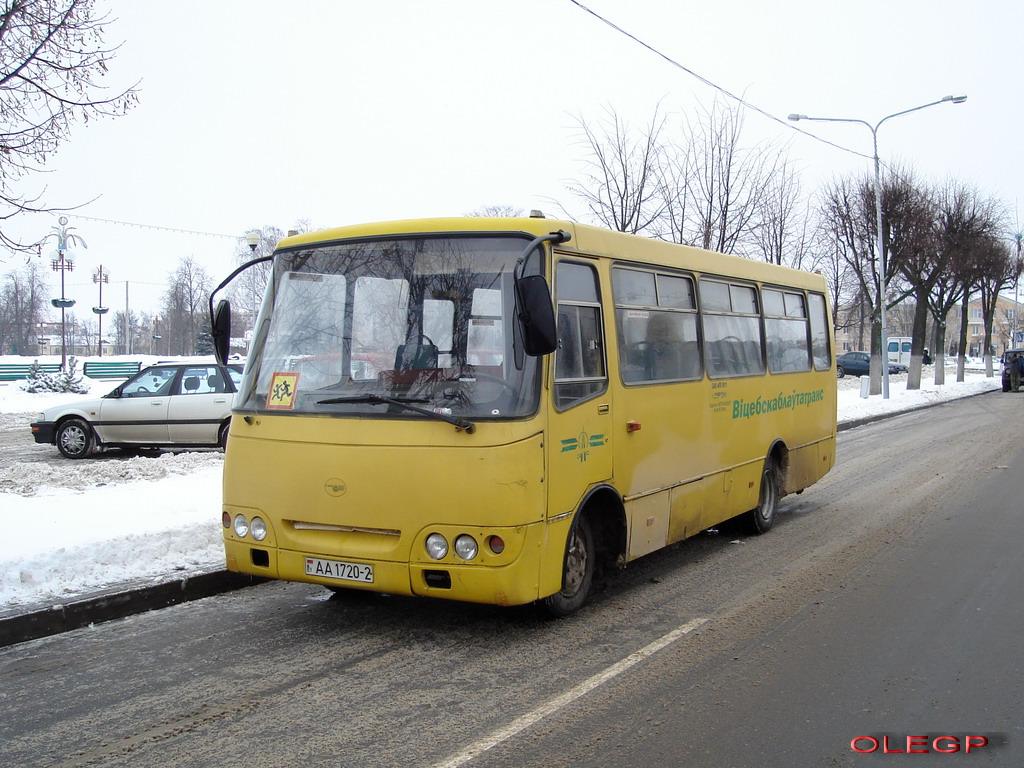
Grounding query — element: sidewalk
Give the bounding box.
[0,384,1001,648]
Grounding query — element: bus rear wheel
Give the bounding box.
[542,515,594,617]
[742,457,779,535]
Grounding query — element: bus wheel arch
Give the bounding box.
[768,440,790,497]
[542,486,625,617]
[742,441,788,535]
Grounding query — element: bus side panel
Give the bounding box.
[626,493,670,560]
[698,463,758,531]
[786,438,835,493]
[668,479,704,544]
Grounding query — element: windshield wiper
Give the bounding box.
[316,394,476,434]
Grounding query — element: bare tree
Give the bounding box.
[162,256,211,356]
[466,205,524,217]
[0,259,46,352]
[680,98,781,255]
[975,235,1021,376]
[819,174,888,392]
[0,1,137,254]
[883,169,938,390]
[928,182,1004,384]
[564,105,667,234]
[750,158,808,267]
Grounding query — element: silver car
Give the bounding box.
[30,362,243,459]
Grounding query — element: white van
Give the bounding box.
[887,337,932,367]
[887,337,912,366]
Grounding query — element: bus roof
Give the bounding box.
[275,216,826,290]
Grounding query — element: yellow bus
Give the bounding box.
[212,215,835,615]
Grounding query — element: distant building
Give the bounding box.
[833,294,1024,357]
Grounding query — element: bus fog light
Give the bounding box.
[250,517,267,541]
[488,535,505,555]
[426,533,448,560]
[222,511,231,528]
[454,535,479,560]
[233,514,249,538]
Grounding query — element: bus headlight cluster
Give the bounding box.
[225,512,267,541]
[425,533,505,560]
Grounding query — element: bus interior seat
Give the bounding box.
[394,339,438,370]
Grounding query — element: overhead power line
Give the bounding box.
[66,213,241,240]
[566,0,872,161]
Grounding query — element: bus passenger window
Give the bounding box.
[614,267,700,384]
[808,293,831,371]
[764,288,811,374]
[700,278,765,378]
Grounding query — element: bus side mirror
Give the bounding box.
[517,275,557,356]
[212,299,232,366]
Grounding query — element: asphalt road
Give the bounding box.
[0,391,1020,767]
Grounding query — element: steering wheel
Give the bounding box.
[135,387,150,393]
[465,371,518,396]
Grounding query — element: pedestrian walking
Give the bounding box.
[1012,352,1023,392]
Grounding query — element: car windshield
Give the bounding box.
[236,234,542,420]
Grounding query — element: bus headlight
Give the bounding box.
[454,535,479,560]
[233,514,249,538]
[425,533,448,560]
[250,517,267,541]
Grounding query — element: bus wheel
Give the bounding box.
[744,457,779,535]
[542,516,594,617]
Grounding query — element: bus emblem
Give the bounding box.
[324,478,348,497]
[560,430,606,463]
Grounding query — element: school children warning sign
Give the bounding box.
[267,372,300,410]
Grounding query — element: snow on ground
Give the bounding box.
[0,355,1003,611]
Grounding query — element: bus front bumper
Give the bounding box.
[223,522,550,607]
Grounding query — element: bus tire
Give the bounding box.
[743,457,779,535]
[542,515,594,617]
[56,418,95,459]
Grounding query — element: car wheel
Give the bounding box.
[218,422,230,449]
[741,456,780,535]
[56,418,95,459]
[541,515,595,617]
[836,365,845,378]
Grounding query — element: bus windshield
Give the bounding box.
[237,234,542,420]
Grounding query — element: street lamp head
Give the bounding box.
[942,94,968,104]
[787,113,806,121]
[245,231,260,252]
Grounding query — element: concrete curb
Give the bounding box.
[0,387,1002,649]
[0,571,266,649]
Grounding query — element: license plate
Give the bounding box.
[304,557,374,583]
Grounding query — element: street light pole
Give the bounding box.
[788,95,967,399]
[44,216,87,370]
[92,265,110,358]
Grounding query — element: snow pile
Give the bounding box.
[0,361,1003,611]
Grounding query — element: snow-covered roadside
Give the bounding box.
[0,366,1002,611]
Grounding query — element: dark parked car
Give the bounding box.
[836,351,908,379]
[31,361,243,458]
[1001,348,1024,392]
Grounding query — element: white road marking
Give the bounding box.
[431,616,709,768]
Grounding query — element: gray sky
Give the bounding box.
[5,0,1020,315]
